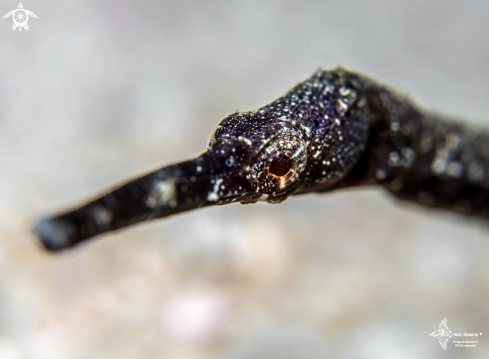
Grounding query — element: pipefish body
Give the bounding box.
[33,68,489,251]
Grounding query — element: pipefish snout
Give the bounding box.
[33,68,489,251]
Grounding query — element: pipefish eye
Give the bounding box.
[265,153,296,182]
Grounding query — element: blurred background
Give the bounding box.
[1,0,489,358]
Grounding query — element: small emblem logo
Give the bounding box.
[423,318,453,350]
[3,3,37,32]
[424,318,482,349]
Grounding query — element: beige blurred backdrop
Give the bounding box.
[1,0,489,358]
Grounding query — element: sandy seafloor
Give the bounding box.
[0,0,489,358]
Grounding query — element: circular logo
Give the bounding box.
[12,9,28,27]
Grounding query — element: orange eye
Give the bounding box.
[265,154,296,182]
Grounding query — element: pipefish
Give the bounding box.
[33,68,489,251]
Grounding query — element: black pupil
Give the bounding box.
[269,154,293,176]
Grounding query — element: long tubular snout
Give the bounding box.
[33,152,255,251]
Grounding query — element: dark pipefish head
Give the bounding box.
[33,69,370,251]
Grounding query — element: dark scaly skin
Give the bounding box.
[33,68,489,251]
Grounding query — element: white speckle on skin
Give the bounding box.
[431,158,448,175]
[92,206,113,226]
[338,99,348,110]
[207,178,223,201]
[339,87,351,96]
[146,179,177,208]
[401,147,415,167]
[431,148,451,175]
[447,161,463,177]
[446,133,460,150]
[300,124,312,135]
[389,151,400,167]
[238,136,252,145]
